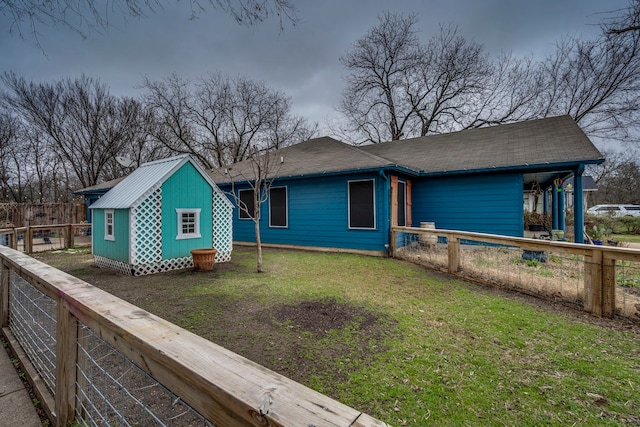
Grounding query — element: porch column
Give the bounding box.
[543,189,549,215]
[552,184,559,230]
[573,168,585,243]
[558,185,566,233]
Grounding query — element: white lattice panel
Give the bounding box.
[132,256,194,276]
[96,255,196,276]
[95,255,134,275]
[212,190,233,263]
[131,188,162,266]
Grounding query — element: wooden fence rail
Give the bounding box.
[0,224,92,254]
[0,246,388,426]
[391,226,640,319]
[0,203,86,228]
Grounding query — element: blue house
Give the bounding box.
[210,116,604,255]
[90,155,233,275]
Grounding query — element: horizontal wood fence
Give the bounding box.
[0,203,86,227]
[0,224,92,254]
[392,226,640,320]
[0,245,388,426]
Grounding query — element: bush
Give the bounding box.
[618,216,640,234]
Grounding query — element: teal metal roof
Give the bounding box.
[90,154,228,210]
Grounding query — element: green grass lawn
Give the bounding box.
[611,233,640,244]
[38,247,640,426]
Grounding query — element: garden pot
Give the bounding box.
[592,239,603,246]
[191,248,217,271]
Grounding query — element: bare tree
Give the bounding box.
[588,148,640,204]
[603,0,640,35]
[339,12,423,143]
[226,147,283,272]
[339,14,514,142]
[340,8,640,144]
[535,32,640,141]
[408,24,492,135]
[1,72,144,188]
[1,0,297,47]
[142,72,315,168]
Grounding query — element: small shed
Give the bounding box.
[90,154,233,276]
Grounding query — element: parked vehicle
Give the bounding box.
[586,204,640,217]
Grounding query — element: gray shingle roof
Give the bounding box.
[210,116,603,184]
[359,115,603,174]
[209,137,394,183]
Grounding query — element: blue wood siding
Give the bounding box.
[222,173,390,252]
[161,162,213,258]
[92,208,130,262]
[411,173,524,236]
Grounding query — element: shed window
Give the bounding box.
[397,181,406,227]
[176,208,201,239]
[269,187,288,227]
[349,179,375,229]
[104,210,115,241]
[238,189,255,219]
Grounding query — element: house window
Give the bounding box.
[269,187,288,227]
[397,181,406,227]
[104,210,115,241]
[176,208,201,239]
[238,189,255,219]
[349,179,375,229]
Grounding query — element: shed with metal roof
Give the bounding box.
[90,154,233,275]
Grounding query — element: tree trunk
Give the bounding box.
[255,219,263,273]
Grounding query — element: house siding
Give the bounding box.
[225,173,390,252]
[161,162,214,259]
[411,173,524,237]
[91,208,130,262]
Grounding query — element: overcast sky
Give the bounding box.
[0,0,630,139]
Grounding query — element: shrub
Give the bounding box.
[618,216,640,234]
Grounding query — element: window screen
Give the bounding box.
[349,180,375,229]
[397,181,406,227]
[239,189,255,219]
[270,187,287,227]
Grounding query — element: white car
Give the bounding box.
[586,204,640,217]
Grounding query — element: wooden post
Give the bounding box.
[602,257,616,318]
[390,228,397,257]
[448,234,460,273]
[65,225,73,249]
[55,299,78,426]
[584,249,603,317]
[26,226,33,254]
[1,261,8,328]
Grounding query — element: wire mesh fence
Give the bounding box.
[76,325,214,427]
[1,244,386,426]
[394,229,640,320]
[8,270,57,395]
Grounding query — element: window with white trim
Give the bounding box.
[104,210,115,241]
[176,208,201,239]
[348,179,376,229]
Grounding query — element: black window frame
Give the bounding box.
[348,179,376,229]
